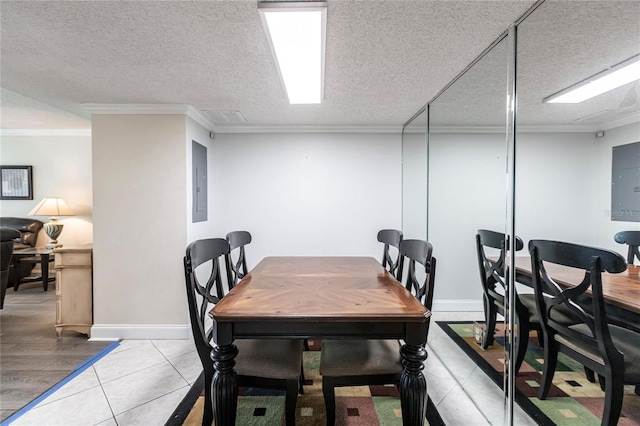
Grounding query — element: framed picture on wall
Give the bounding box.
[0,165,33,200]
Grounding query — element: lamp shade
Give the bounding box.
[28,197,75,217]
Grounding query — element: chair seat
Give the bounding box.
[320,339,402,377]
[556,323,640,377]
[517,293,581,325]
[236,339,304,380]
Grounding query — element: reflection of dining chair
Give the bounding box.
[226,230,251,288]
[377,229,403,278]
[476,229,538,374]
[319,239,436,426]
[183,238,304,426]
[529,239,639,425]
[614,230,640,265]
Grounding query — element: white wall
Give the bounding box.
[91,114,188,339]
[515,131,600,247]
[0,134,93,246]
[208,132,402,268]
[428,132,506,310]
[516,124,640,257]
[402,131,428,240]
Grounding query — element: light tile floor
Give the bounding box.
[6,311,536,426]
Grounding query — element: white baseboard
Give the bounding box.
[431,299,483,312]
[90,324,191,341]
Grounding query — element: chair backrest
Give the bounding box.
[476,229,524,301]
[183,238,233,366]
[528,239,627,365]
[226,230,252,288]
[396,239,437,335]
[377,229,403,278]
[614,230,640,265]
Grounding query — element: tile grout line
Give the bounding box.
[97,371,119,426]
[96,341,192,424]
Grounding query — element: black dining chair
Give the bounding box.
[184,238,304,426]
[529,239,639,426]
[226,230,252,288]
[319,239,436,425]
[614,230,640,265]
[377,229,403,278]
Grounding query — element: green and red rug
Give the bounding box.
[437,321,640,426]
[166,340,443,425]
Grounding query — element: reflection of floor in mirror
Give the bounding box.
[3,309,538,425]
[0,282,112,423]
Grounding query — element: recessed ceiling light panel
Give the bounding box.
[259,1,327,104]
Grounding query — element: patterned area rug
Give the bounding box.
[166,340,444,425]
[437,321,640,426]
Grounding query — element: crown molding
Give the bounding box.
[0,128,91,136]
[213,125,403,134]
[597,113,640,131]
[82,104,216,132]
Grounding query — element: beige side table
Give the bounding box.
[53,245,93,337]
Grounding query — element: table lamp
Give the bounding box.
[28,197,75,249]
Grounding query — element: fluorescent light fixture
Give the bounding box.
[544,55,640,103]
[258,1,326,104]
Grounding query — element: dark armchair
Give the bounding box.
[1,227,21,308]
[0,217,44,288]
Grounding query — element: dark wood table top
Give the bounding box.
[511,256,640,315]
[212,256,430,323]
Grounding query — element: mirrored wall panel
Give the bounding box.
[515,0,640,252]
[514,2,640,423]
[423,34,514,422]
[428,36,510,311]
[402,108,428,240]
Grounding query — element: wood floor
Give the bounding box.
[0,280,111,422]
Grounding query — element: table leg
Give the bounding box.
[41,254,50,291]
[400,343,428,426]
[211,343,239,426]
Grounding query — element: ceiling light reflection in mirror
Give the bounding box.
[545,55,640,104]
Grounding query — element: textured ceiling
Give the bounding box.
[429,0,640,130]
[0,0,538,130]
[1,0,638,132]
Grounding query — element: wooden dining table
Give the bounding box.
[209,256,431,426]
[510,256,640,331]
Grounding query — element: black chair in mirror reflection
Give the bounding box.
[529,239,640,426]
[377,229,403,278]
[183,238,304,426]
[475,229,580,375]
[319,238,437,426]
[614,230,640,265]
[226,230,252,288]
[476,229,538,374]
